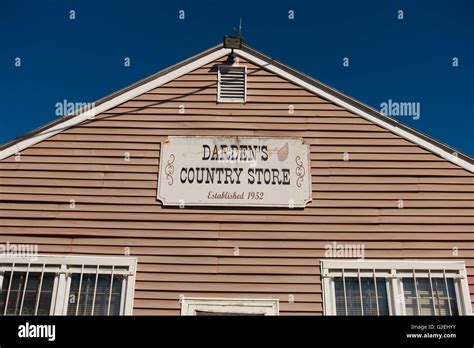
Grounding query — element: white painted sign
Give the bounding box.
[157,136,312,208]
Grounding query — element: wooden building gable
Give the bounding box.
[0,44,473,315]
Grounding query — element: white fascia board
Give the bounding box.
[0,48,231,160]
[2,46,471,173]
[236,50,473,173]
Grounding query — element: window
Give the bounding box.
[217,65,246,103]
[321,260,472,316]
[334,276,389,316]
[402,277,458,315]
[0,256,137,316]
[181,298,279,316]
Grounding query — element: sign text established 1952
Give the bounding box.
[157,136,312,208]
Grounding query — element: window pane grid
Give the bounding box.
[3,263,15,315]
[0,269,54,316]
[428,269,436,315]
[107,266,115,316]
[373,269,379,316]
[333,269,389,316]
[443,269,453,316]
[357,270,364,316]
[0,259,133,316]
[67,271,124,316]
[90,265,99,315]
[342,269,348,315]
[75,265,84,316]
[327,265,462,316]
[18,263,31,315]
[33,264,45,316]
[402,269,459,316]
[412,269,421,315]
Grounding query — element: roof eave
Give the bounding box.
[238,44,473,169]
[0,43,224,152]
[0,42,472,172]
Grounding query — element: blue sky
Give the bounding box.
[0,0,472,155]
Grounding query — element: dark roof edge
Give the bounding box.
[0,44,223,151]
[241,44,473,165]
[1,42,472,167]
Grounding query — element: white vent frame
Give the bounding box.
[217,65,247,103]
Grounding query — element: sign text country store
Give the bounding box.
[157,136,312,207]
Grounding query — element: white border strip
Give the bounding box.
[320,259,467,271]
[236,50,473,172]
[0,48,231,160]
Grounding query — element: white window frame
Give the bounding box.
[321,260,472,316]
[0,255,137,316]
[217,64,247,103]
[181,297,279,316]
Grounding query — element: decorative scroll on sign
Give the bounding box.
[157,136,312,208]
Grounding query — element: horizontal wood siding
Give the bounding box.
[1,54,473,315]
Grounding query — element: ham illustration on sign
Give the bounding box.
[157,136,312,207]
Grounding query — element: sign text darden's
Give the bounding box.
[157,136,312,207]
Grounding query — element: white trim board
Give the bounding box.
[320,259,468,270]
[235,50,473,172]
[0,45,472,172]
[0,48,231,160]
[180,297,279,316]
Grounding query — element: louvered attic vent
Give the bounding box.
[218,65,247,103]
